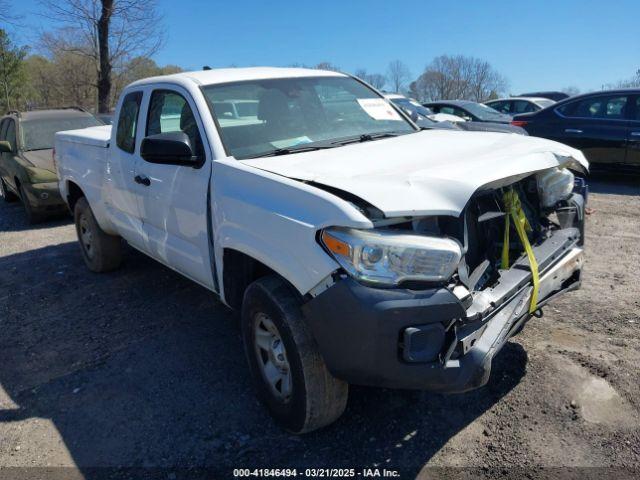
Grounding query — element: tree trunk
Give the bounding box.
[97,0,113,113]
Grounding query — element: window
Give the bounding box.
[5,120,16,151]
[489,101,511,114]
[116,91,143,153]
[636,97,640,120]
[22,115,101,151]
[0,119,8,141]
[202,76,414,160]
[513,100,536,114]
[147,90,203,156]
[558,95,628,120]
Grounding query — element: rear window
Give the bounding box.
[22,115,102,151]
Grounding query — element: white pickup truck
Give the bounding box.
[55,67,588,433]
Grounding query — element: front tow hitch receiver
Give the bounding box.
[402,324,446,363]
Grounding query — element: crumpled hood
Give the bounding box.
[22,149,55,173]
[241,130,588,218]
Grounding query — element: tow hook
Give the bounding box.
[532,308,544,318]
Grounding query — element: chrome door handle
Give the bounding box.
[564,129,583,134]
[630,131,640,137]
[134,175,151,186]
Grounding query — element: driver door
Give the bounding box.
[135,87,214,289]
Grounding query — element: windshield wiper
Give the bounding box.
[330,131,407,146]
[243,143,336,159]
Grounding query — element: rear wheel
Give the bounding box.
[241,275,348,433]
[0,178,18,203]
[74,197,122,272]
[18,184,44,224]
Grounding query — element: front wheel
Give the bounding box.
[241,275,348,434]
[74,197,123,272]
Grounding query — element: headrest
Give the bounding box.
[257,89,289,122]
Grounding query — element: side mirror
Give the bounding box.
[0,141,12,153]
[140,131,202,167]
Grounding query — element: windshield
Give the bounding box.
[390,98,438,128]
[21,115,102,151]
[202,76,416,159]
[462,102,507,121]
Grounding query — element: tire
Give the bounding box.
[18,184,44,224]
[74,197,122,272]
[241,275,348,434]
[0,178,18,203]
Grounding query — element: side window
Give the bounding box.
[439,106,454,115]
[559,95,628,119]
[116,91,143,153]
[513,100,535,114]
[636,97,640,120]
[5,120,16,151]
[490,101,510,114]
[146,90,203,156]
[0,119,7,141]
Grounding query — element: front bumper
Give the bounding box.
[303,227,583,393]
[21,181,66,211]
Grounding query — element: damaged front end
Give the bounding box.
[303,167,586,392]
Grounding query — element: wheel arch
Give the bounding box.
[222,248,303,311]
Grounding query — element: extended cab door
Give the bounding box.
[107,90,147,250]
[134,86,214,289]
[626,95,640,167]
[553,93,629,165]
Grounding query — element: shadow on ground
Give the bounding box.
[587,170,640,196]
[0,207,528,477]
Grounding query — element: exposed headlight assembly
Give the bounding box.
[321,227,462,287]
[536,167,574,208]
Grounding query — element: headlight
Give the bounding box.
[536,167,574,208]
[321,227,462,286]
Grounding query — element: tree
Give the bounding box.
[111,56,181,103]
[315,61,340,72]
[410,54,508,102]
[41,0,164,112]
[386,60,410,93]
[561,86,581,97]
[0,28,28,111]
[606,69,640,89]
[354,68,386,90]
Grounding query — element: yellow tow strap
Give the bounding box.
[501,189,540,313]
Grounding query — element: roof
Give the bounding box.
[6,109,95,121]
[129,66,347,88]
[486,97,552,103]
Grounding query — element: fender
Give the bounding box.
[211,158,372,297]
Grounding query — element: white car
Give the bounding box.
[484,96,556,115]
[384,93,465,123]
[55,67,588,433]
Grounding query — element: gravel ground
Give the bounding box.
[0,174,638,479]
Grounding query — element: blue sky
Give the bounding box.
[11,0,640,94]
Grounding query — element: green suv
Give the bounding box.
[0,108,102,223]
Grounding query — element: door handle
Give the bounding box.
[134,175,151,186]
[564,129,583,134]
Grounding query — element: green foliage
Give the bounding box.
[0,28,28,111]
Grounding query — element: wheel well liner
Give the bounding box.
[223,249,285,311]
[66,181,85,212]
